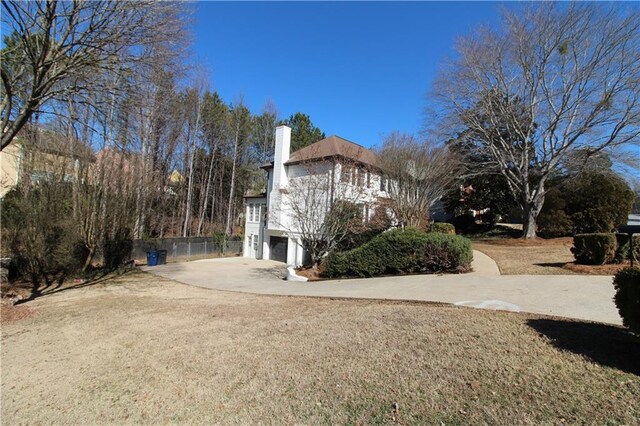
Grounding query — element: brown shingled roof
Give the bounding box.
[285,135,380,168]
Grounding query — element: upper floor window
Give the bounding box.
[380,175,387,192]
[341,165,352,183]
[248,203,263,223]
[355,167,364,187]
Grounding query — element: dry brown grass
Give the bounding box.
[2,271,639,425]
[473,237,630,276]
[473,239,577,275]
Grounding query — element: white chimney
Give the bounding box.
[273,125,291,188]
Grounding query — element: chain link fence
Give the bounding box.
[132,237,243,264]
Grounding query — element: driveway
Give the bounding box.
[142,253,620,325]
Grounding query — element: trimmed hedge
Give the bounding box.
[325,228,473,278]
[614,234,640,264]
[431,222,455,235]
[613,267,640,334]
[571,233,617,265]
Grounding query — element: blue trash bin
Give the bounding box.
[147,251,159,266]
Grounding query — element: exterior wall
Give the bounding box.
[0,143,22,198]
[0,142,89,198]
[243,197,266,259]
[243,125,393,266]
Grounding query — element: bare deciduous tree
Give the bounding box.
[379,132,461,229]
[272,156,369,267]
[432,3,640,238]
[1,0,189,151]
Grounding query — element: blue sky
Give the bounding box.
[192,1,501,148]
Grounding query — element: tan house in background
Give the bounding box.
[0,143,23,197]
[0,129,94,198]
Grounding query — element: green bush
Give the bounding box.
[614,234,640,264]
[539,172,633,237]
[613,267,640,334]
[537,187,574,238]
[431,222,455,235]
[571,233,617,265]
[325,228,473,278]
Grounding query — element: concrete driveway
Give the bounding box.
[142,253,620,325]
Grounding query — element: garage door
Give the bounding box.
[269,237,288,263]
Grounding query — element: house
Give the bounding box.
[0,128,94,198]
[243,125,390,265]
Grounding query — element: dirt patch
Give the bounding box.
[2,271,639,425]
[0,300,35,323]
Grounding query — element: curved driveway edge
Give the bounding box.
[142,254,620,325]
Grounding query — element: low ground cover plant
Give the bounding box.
[613,267,640,334]
[325,228,472,278]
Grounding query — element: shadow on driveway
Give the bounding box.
[527,318,640,376]
[247,265,287,280]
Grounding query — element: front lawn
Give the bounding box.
[2,271,638,424]
[473,237,633,275]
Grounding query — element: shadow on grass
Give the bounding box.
[527,318,640,376]
[465,226,524,240]
[13,269,134,305]
[533,262,568,269]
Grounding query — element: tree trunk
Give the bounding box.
[521,198,543,239]
[225,125,239,235]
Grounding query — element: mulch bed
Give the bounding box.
[563,261,634,275]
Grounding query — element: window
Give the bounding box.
[380,175,387,192]
[366,170,371,188]
[341,165,351,183]
[248,203,261,223]
[253,235,259,251]
[356,167,364,187]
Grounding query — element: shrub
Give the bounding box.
[431,222,455,235]
[334,203,391,252]
[537,187,574,238]
[539,172,633,237]
[571,233,617,265]
[103,228,133,271]
[1,186,81,285]
[614,234,640,264]
[325,228,473,278]
[451,214,479,233]
[613,267,640,334]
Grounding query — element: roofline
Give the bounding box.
[284,154,383,171]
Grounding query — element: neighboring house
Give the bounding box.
[0,130,94,198]
[243,125,390,265]
[627,214,640,226]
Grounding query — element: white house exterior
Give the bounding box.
[243,125,390,265]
